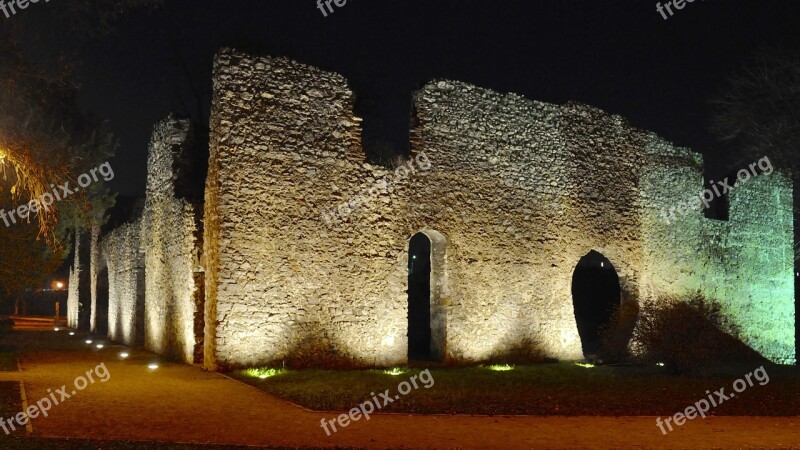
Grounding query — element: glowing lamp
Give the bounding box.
[486,364,514,372]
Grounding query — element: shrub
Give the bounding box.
[599,300,639,363]
[283,334,372,370]
[484,337,548,365]
[633,293,762,374]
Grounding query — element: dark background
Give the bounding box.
[13,0,800,196]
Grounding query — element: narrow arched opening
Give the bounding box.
[571,250,620,359]
[408,232,432,361]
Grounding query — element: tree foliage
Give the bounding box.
[0,0,160,296]
[710,47,800,175]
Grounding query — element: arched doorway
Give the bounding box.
[571,250,620,359]
[408,232,432,360]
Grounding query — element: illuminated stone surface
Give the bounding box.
[66,232,81,329]
[92,48,795,369]
[140,117,204,364]
[203,48,794,368]
[101,220,143,346]
[89,220,101,333]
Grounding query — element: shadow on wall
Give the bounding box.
[280,322,377,370]
[634,293,767,374]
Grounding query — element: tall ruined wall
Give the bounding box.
[89,220,102,333]
[640,140,795,364]
[409,82,647,361]
[101,220,144,346]
[716,173,794,363]
[206,49,413,370]
[205,49,650,369]
[67,233,81,329]
[206,48,794,369]
[639,136,710,299]
[142,117,203,364]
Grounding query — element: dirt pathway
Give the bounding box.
[1,330,798,449]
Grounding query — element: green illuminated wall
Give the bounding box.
[641,138,795,364]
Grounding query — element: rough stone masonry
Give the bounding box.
[76,47,795,370]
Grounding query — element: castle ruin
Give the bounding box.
[67,48,796,370]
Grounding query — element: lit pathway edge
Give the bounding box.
[7,331,800,449]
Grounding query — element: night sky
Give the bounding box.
[14,0,800,196]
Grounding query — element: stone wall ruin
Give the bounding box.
[73,47,795,369]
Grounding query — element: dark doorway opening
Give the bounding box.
[571,250,620,359]
[408,232,432,361]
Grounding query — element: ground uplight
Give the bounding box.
[485,364,514,372]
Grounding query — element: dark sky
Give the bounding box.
[15,0,800,196]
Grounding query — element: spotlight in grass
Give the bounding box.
[656,362,665,367]
[69,332,75,336]
[575,363,595,369]
[243,367,284,379]
[485,364,514,372]
[119,352,129,359]
[96,344,104,349]
[147,363,159,370]
[383,367,408,376]
[54,327,60,332]
[85,340,93,344]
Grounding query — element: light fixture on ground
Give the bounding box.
[119,352,129,359]
[68,332,75,336]
[485,364,514,371]
[54,327,60,332]
[383,367,408,376]
[96,344,104,349]
[85,340,93,344]
[147,363,159,370]
[242,367,284,379]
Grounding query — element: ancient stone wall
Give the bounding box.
[723,173,794,363]
[640,138,795,364]
[205,49,646,369]
[67,233,81,329]
[101,220,144,346]
[141,116,203,364]
[410,82,651,362]
[89,220,102,333]
[204,48,795,369]
[205,49,403,370]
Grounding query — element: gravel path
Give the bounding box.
[0,330,798,449]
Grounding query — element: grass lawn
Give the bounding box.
[0,346,17,372]
[232,362,800,416]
